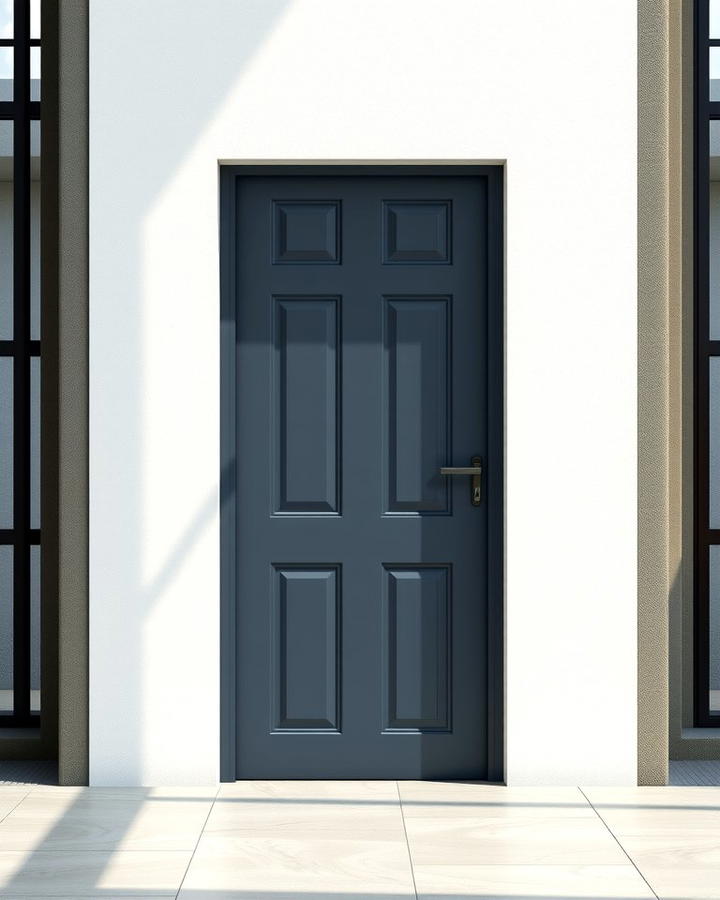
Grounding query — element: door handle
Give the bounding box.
[440,456,483,506]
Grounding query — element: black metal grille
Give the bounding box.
[0,0,40,728]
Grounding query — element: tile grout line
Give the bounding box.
[0,787,33,826]
[395,781,419,900]
[577,786,660,900]
[174,785,220,900]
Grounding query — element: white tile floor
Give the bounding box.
[0,781,719,898]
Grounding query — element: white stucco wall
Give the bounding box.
[89,0,638,785]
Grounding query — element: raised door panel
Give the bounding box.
[383,200,451,264]
[384,297,450,514]
[272,566,340,731]
[273,297,340,514]
[384,566,450,731]
[273,201,340,264]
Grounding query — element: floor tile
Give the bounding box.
[6,781,719,899]
[207,785,405,841]
[178,835,415,898]
[583,785,720,798]
[398,782,594,819]
[0,791,31,823]
[412,863,656,899]
[217,779,399,801]
[0,792,214,851]
[206,805,406,840]
[0,850,191,895]
[624,835,720,899]
[26,785,217,801]
[595,809,720,835]
[634,865,720,900]
[619,831,720,867]
[583,786,720,809]
[399,782,586,802]
[582,787,720,842]
[404,815,628,865]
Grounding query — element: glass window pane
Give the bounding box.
[30,357,39,530]
[0,546,11,714]
[30,46,39,101]
[30,0,39,39]
[712,180,720,339]
[712,48,720,101]
[0,357,12,530]
[0,1,12,39]
[711,546,720,713]
[0,47,11,101]
[30,118,39,174]
[711,358,720,527]
[30,125,39,340]
[30,545,39,713]
[713,0,720,37]
[0,121,11,341]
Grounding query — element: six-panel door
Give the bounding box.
[234,175,490,778]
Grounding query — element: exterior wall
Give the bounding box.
[89,0,638,785]
[53,0,89,783]
[637,0,674,786]
[667,0,695,764]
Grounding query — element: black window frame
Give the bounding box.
[0,0,41,728]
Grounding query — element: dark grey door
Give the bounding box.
[225,169,502,779]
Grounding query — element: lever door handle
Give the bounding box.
[440,456,483,506]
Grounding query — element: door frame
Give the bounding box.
[219,164,504,782]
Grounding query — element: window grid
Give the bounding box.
[0,0,40,727]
